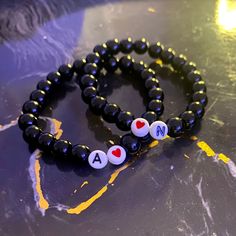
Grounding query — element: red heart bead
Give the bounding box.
[136,120,145,129]
[112,148,121,158]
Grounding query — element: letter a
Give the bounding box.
[92,153,102,163]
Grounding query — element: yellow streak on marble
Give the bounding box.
[197,141,216,157]
[155,59,163,65]
[184,154,190,159]
[190,136,198,141]
[218,153,230,164]
[80,181,89,188]
[148,7,156,13]
[149,140,159,148]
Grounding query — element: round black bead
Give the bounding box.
[73,59,86,74]
[90,96,107,115]
[182,62,197,75]
[102,103,120,123]
[23,125,42,143]
[93,44,109,59]
[83,63,100,77]
[187,70,202,84]
[193,81,206,92]
[58,64,73,81]
[142,111,157,124]
[145,78,159,90]
[38,132,55,151]
[30,90,46,106]
[187,102,205,119]
[18,113,38,130]
[37,80,52,94]
[106,38,120,55]
[147,99,164,116]
[120,37,133,54]
[104,57,119,73]
[167,117,184,137]
[86,53,102,67]
[82,86,97,104]
[161,48,175,63]
[22,100,41,116]
[116,111,134,131]
[46,72,62,86]
[172,54,187,70]
[134,38,149,54]
[148,42,163,58]
[180,111,196,130]
[192,91,208,106]
[133,61,147,74]
[141,69,155,80]
[53,139,72,158]
[80,74,97,89]
[119,55,134,72]
[120,133,141,155]
[148,87,164,101]
[72,145,90,163]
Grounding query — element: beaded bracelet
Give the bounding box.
[18,57,164,169]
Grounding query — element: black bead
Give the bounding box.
[90,96,107,115]
[73,59,86,74]
[106,38,120,55]
[147,100,164,116]
[119,55,134,72]
[47,72,62,86]
[148,87,164,101]
[37,80,52,94]
[120,133,141,154]
[83,63,100,77]
[104,57,119,73]
[148,42,163,58]
[80,74,97,89]
[30,90,46,106]
[167,117,184,137]
[172,54,187,70]
[133,61,147,74]
[193,81,206,92]
[102,103,120,123]
[116,111,134,131]
[187,101,205,119]
[58,64,73,81]
[145,78,160,90]
[93,44,109,59]
[120,37,133,54]
[22,100,41,116]
[53,139,72,158]
[187,70,202,83]
[82,86,97,104]
[134,38,149,54]
[86,53,102,67]
[18,113,38,130]
[161,48,175,63]
[180,111,196,130]
[72,145,90,163]
[23,125,42,143]
[182,62,197,75]
[141,69,155,80]
[192,91,208,106]
[38,132,55,151]
[142,111,157,124]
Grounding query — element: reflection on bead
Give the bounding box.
[188,101,205,119]
[172,54,187,70]
[141,69,155,80]
[193,81,206,92]
[120,133,141,154]
[119,55,134,72]
[120,37,133,54]
[22,100,40,116]
[38,132,55,151]
[37,80,52,94]
[134,38,149,54]
[187,70,202,84]
[93,44,109,59]
[24,125,42,143]
[148,99,164,116]
[58,64,73,80]
[148,87,164,101]
[131,118,150,137]
[47,72,62,86]
[104,57,119,72]
[18,113,38,130]
[73,59,86,74]
[167,117,184,137]
[72,145,91,163]
[90,96,107,115]
[142,111,158,124]
[116,111,134,131]
[149,121,168,140]
[88,150,108,169]
[83,63,100,77]
[180,111,196,130]
[53,139,72,158]
[133,61,147,74]
[80,74,97,89]
[182,61,196,75]
[102,103,120,123]
[82,86,97,104]
[106,38,120,55]
[161,48,175,63]
[86,53,102,66]
[193,91,208,106]
[145,78,159,90]
[107,145,126,165]
[148,42,163,58]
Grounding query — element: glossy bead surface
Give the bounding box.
[37,80,52,94]
[182,62,197,75]
[187,70,202,83]
[88,150,108,169]
[30,90,46,106]
[18,113,38,130]
[134,38,149,54]
[104,57,119,73]
[141,69,155,80]
[148,42,163,58]
[53,139,72,158]
[120,134,141,154]
[148,87,164,101]
[149,121,168,140]
[86,53,102,66]
[58,64,73,81]
[172,54,187,70]
[24,125,42,142]
[133,61,147,74]
[107,145,126,165]
[192,91,208,106]
[188,102,205,119]
[147,99,164,116]
[119,55,134,72]
[72,145,91,163]
[145,78,159,90]
[161,48,175,63]
[120,37,133,54]
[80,74,97,89]
[131,118,150,137]
[82,86,97,104]
[22,100,40,116]
[73,59,86,74]
[93,44,109,59]
[193,81,207,92]
[38,132,55,151]
[90,96,107,115]
[167,117,184,137]
[102,103,120,123]
[180,111,196,130]
[142,111,158,124]
[83,63,100,77]
[46,72,62,86]
[106,38,120,55]
[116,111,134,131]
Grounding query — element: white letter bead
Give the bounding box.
[88,150,108,169]
[107,145,126,165]
[149,121,168,140]
[131,118,150,137]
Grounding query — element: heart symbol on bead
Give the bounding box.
[112,148,121,158]
[136,121,145,129]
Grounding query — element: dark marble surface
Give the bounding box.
[0,0,236,235]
